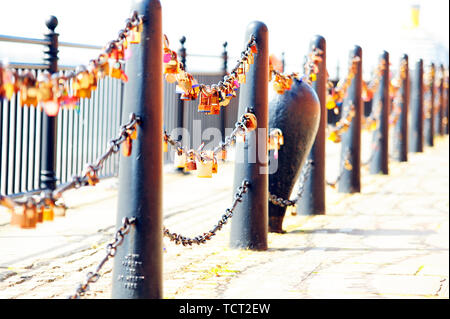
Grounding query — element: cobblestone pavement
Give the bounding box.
[0,133,448,299]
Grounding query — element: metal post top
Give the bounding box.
[351,45,362,57]
[245,20,269,38]
[311,35,326,49]
[380,50,389,60]
[46,16,58,31]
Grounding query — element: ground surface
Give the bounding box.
[0,133,448,299]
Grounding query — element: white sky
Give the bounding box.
[0,0,448,79]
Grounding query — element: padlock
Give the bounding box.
[344,159,353,171]
[97,54,110,78]
[19,71,38,107]
[77,70,91,89]
[288,204,297,216]
[36,73,53,102]
[36,206,44,223]
[86,168,100,186]
[326,95,336,110]
[87,70,98,92]
[268,135,276,151]
[174,150,186,168]
[42,100,60,117]
[217,88,227,107]
[163,135,169,153]
[328,130,341,143]
[164,52,179,75]
[247,52,254,65]
[242,113,257,131]
[341,122,350,133]
[198,87,211,113]
[127,125,138,140]
[217,147,227,161]
[208,87,220,115]
[107,42,124,61]
[2,68,18,100]
[60,95,79,110]
[184,151,197,171]
[243,59,250,73]
[237,62,246,84]
[212,156,218,174]
[128,25,141,44]
[10,206,25,228]
[43,206,54,222]
[23,202,37,228]
[122,136,132,157]
[197,159,213,178]
[235,131,246,143]
[53,204,66,217]
[273,80,285,95]
[109,61,124,80]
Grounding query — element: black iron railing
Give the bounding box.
[0,20,235,197]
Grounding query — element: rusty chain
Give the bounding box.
[68,216,136,299]
[163,179,250,246]
[0,112,141,211]
[164,110,255,162]
[268,159,314,207]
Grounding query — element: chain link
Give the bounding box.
[268,160,314,207]
[163,179,250,246]
[68,216,136,299]
[0,113,141,210]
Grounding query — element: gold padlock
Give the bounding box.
[10,203,37,229]
[174,150,186,168]
[197,159,213,178]
[163,136,169,153]
[43,206,54,222]
[184,151,197,171]
[54,202,67,217]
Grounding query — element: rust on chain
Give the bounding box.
[268,159,314,207]
[163,180,250,246]
[0,113,141,212]
[68,216,136,299]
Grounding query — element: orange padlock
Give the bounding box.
[43,207,54,222]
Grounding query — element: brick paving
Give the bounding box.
[0,133,448,299]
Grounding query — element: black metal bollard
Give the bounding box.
[425,63,435,147]
[298,35,326,214]
[176,36,186,137]
[175,36,186,173]
[221,41,228,138]
[338,45,363,192]
[409,59,424,153]
[370,51,390,175]
[434,64,445,136]
[268,79,320,232]
[393,54,409,162]
[40,16,59,190]
[111,0,163,299]
[229,21,269,250]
